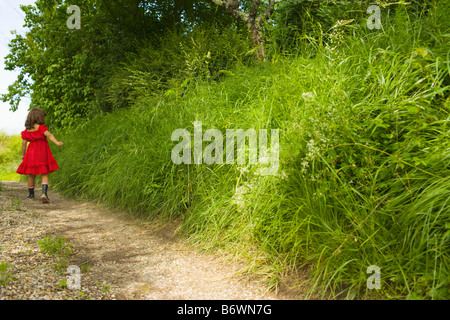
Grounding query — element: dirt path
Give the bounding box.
[0,181,295,300]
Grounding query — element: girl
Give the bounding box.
[16,108,64,203]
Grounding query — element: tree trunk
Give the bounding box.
[210,0,277,62]
[248,20,265,61]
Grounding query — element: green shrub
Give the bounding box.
[0,261,14,286]
[37,236,73,257]
[103,25,252,110]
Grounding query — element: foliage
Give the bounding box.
[58,278,68,288]
[0,261,15,286]
[104,25,253,109]
[37,235,73,273]
[209,0,277,60]
[37,235,72,256]
[1,0,249,128]
[269,0,440,54]
[0,132,22,181]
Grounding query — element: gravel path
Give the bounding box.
[0,181,293,300]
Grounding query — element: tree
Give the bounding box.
[1,0,208,127]
[210,0,277,61]
[2,0,156,127]
[2,0,254,128]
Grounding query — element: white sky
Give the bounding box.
[0,0,36,135]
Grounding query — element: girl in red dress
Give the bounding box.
[16,108,64,203]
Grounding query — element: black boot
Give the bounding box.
[27,187,34,200]
[41,184,50,203]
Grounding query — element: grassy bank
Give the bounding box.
[51,7,449,299]
[0,132,22,182]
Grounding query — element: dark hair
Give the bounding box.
[25,108,46,130]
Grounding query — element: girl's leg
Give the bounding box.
[27,175,35,200]
[41,174,49,203]
[27,174,35,188]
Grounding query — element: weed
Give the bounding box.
[7,198,22,211]
[0,261,15,286]
[37,236,73,274]
[54,257,70,273]
[79,261,91,273]
[37,236,72,257]
[94,281,111,293]
[58,278,68,289]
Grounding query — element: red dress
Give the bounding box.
[16,125,59,175]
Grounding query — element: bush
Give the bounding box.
[103,25,253,110]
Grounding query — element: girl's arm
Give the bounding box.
[21,140,28,159]
[44,130,64,146]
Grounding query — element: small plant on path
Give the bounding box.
[0,261,15,286]
[37,236,73,273]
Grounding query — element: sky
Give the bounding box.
[0,0,36,135]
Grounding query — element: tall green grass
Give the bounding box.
[52,5,449,299]
[0,132,22,181]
